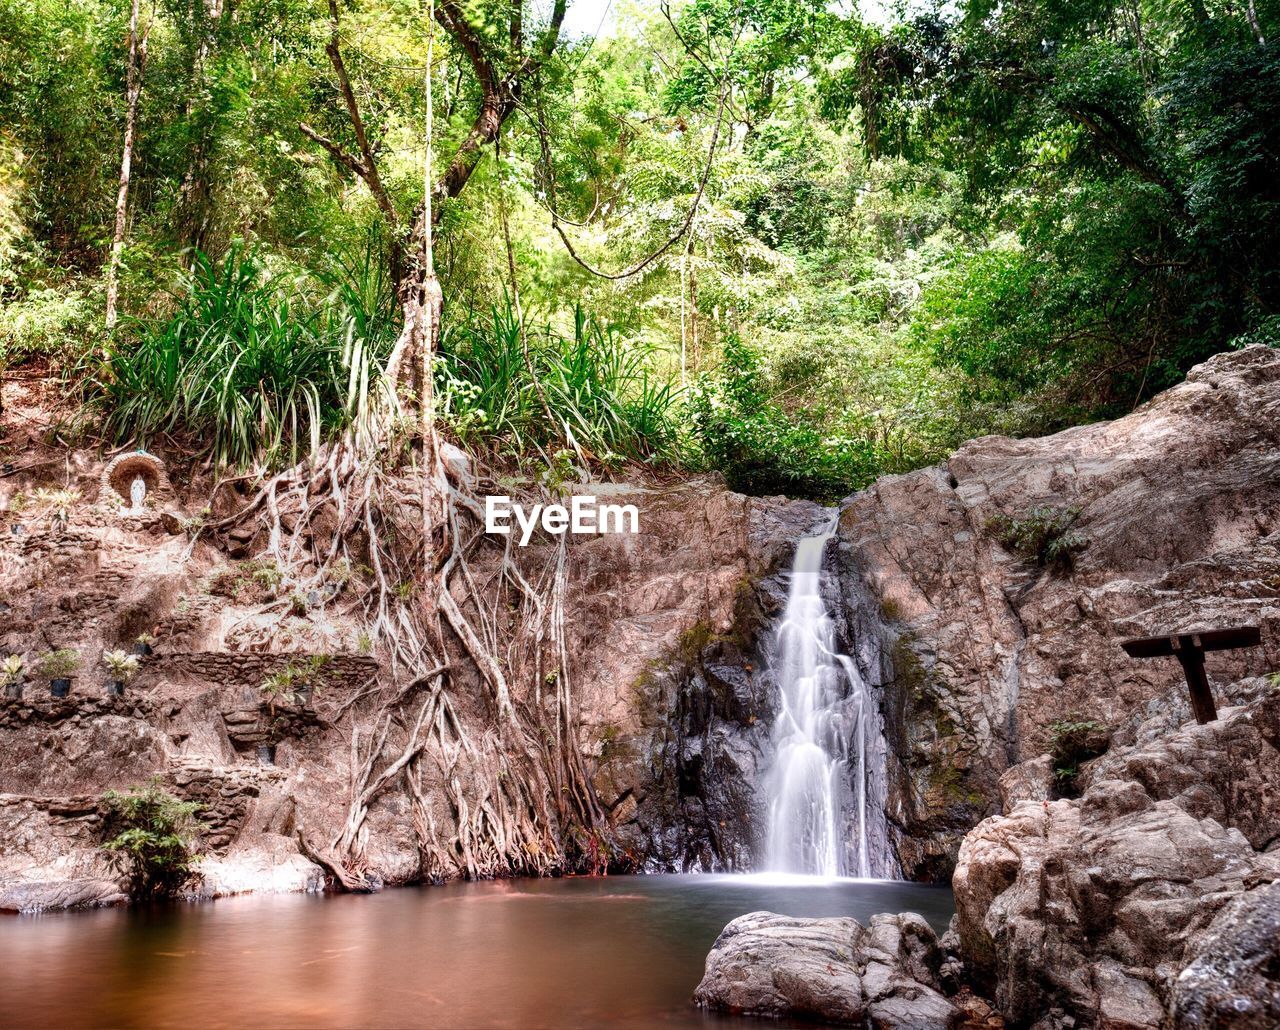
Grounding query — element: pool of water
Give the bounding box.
[0,874,953,1028]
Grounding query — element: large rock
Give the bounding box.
[694,910,960,1028]
[0,875,126,913]
[952,686,1280,1026]
[1174,881,1280,1028]
[835,346,1280,876]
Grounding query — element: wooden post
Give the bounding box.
[1119,626,1262,726]
[1171,636,1217,725]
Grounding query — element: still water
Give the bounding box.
[0,874,953,1029]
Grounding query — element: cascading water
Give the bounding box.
[763,526,893,879]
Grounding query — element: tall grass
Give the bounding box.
[102,243,395,468]
[438,303,683,464]
[102,244,681,470]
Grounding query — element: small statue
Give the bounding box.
[102,450,169,513]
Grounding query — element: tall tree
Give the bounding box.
[301,0,568,404]
[105,0,153,331]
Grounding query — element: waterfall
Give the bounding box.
[763,526,893,878]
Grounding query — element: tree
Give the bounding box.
[286,0,576,539]
[840,0,1280,417]
[104,0,153,331]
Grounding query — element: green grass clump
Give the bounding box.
[438,302,682,465]
[101,242,393,469]
[987,505,1088,572]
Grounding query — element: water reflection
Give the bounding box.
[0,874,953,1028]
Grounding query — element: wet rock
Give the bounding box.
[579,484,824,871]
[0,876,126,913]
[694,911,959,1027]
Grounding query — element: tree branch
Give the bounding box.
[299,0,404,287]
[299,121,368,179]
[323,0,398,231]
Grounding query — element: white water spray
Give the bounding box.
[764,526,892,878]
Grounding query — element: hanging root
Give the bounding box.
[208,404,609,887]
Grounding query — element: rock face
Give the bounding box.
[835,346,1280,877]
[1174,881,1280,1028]
[694,910,959,1027]
[0,794,127,912]
[0,448,819,906]
[564,482,825,871]
[952,681,1280,1027]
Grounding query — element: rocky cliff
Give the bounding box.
[835,345,1280,878]
[4,345,1278,911]
[0,398,820,909]
[954,676,1280,1027]
[693,345,1280,1028]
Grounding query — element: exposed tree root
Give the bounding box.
[208,397,609,889]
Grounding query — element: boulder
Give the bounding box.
[952,687,1280,1026]
[1174,881,1280,1028]
[694,910,960,1028]
[998,754,1055,809]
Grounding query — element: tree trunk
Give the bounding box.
[175,0,224,257]
[105,0,150,332]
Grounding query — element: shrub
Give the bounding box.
[690,335,880,502]
[259,655,329,711]
[101,244,393,469]
[101,779,202,900]
[36,648,80,680]
[208,558,284,603]
[987,506,1088,571]
[0,278,97,375]
[1047,717,1109,797]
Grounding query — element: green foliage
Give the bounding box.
[1047,717,1109,796]
[1,0,1277,491]
[259,656,328,711]
[35,647,80,680]
[854,2,1280,418]
[101,649,141,682]
[0,276,98,372]
[100,244,394,469]
[690,335,878,502]
[101,779,202,901]
[987,506,1088,572]
[209,558,284,603]
[438,302,682,465]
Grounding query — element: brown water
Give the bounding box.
[0,874,953,1029]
